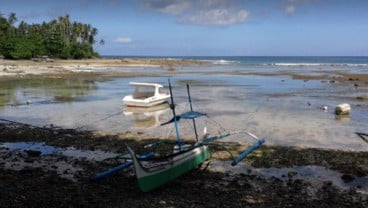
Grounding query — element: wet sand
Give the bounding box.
[2,58,368,83]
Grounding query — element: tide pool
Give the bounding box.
[1,59,367,151]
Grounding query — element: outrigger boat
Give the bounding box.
[93,80,265,192]
[122,82,171,107]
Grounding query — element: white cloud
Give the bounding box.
[141,0,250,25]
[141,0,323,24]
[114,37,132,43]
[141,0,190,15]
[180,9,249,25]
[283,0,321,15]
[285,5,296,14]
[158,1,191,15]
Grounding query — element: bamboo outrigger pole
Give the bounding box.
[186,84,199,142]
[168,79,182,150]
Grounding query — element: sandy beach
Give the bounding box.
[0,58,205,78]
[1,58,368,207]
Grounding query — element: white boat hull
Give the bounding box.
[123,95,170,107]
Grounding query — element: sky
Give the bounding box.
[1,0,368,56]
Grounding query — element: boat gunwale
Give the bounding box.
[128,82,164,88]
[127,144,208,173]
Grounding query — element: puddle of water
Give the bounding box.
[61,147,119,161]
[210,160,368,195]
[1,142,56,155]
[0,142,119,161]
[0,142,121,181]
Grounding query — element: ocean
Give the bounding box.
[104,55,368,67]
[1,56,368,151]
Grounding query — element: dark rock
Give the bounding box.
[341,174,355,183]
[322,181,333,189]
[355,169,367,177]
[24,158,34,163]
[25,150,41,157]
[287,171,298,178]
[356,96,368,100]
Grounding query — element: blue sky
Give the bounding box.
[1,0,368,56]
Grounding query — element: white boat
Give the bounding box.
[122,82,171,107]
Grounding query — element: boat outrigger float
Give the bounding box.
[92,79,265,192]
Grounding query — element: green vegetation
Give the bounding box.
[0,12,101,60]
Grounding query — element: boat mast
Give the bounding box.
[186,84,199,142]
[168,79,181,150]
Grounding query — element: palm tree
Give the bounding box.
[58,14,71,44]
[89,27,98,44]
[6,12,17,35]
[0,12,99,59]
[18,21,28,35]
[0,12,10,37]
[99,39,105,46]
[7,12,17,26]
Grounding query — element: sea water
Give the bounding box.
[0,56,367,151]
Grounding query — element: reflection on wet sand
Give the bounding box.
[123,103,170,128]
[0,78,97,107]
[1,61,367,151]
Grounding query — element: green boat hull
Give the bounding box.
[137,147,209,192]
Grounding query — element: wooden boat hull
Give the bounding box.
[127,145,209,192]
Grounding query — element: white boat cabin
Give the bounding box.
[123,82,170,107]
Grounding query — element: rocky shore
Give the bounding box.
[0,121,367,207]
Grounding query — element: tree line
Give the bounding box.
[0,12,102,60]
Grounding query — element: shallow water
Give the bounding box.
[0,142,118,160]
[1,142,56,155]
[211,160,368,195]
[0,64,367,151]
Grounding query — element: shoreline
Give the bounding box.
[2,58,368,84]
[0,58,205,79]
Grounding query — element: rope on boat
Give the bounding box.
[187,88,267,136]
[0,108,123,132]
[206,142,236,161]
[0,117,57,130]
[74,110,123,130]
[356,132,368,144]
[228,130,261,142]
[1,99,60,107]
